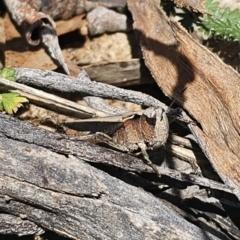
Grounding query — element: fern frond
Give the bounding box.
[199,0,240,41]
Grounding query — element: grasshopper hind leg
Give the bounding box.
[138,142,161,177]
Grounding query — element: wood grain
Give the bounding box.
[0,132,221,239]
[128,0,240,198]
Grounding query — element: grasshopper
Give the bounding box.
[63,107,169,176]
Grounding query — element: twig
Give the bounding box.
[14,67,198,131]
[14,67,168,109]
[0,77,107,118]
[84,96,128,114]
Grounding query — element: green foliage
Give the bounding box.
[0,67,16,81]
[0,67,28,114]
[162,0,240,41]
[0,93,28,114]
[199,0,240,41]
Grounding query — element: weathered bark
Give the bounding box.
[26,0,127,20]
[1,113,240,239]
[14,67,168,110]
[0,214,44,236]
[3,0,55,46]
[0,113,235,195]
[1,0,240,238]
[0,129,221,240]
[82,59,153,86]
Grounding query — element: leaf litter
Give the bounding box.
[0,0,240,239]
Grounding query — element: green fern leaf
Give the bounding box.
[199,0,240,41]
[0,93,28,114]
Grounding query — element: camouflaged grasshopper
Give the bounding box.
[63,107,169,176]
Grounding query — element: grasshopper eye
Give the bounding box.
[145,116,157,126]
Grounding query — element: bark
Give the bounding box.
[0,125,221,240]
[82,59,153,87]
[0,113,237,197]
[26,0,127,20]
[0,214,44,236]
[1,0,240,238]
[14,67,168,110]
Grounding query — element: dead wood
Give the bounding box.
[0,214,44,236]
[56,15,86,36]
[0,76,102,118]
[128,0,240,200]
[1,0,240,238]
[14,67,168,110]
[26,0,127,20]
[82,59,154,86]
[0,128,222,240]
[3,0,56,46]
[0,113,237,196]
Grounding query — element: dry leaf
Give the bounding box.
[4,14,57,70]
[128,0,240,198]
[56,14,85,36]
[4,0,69,74]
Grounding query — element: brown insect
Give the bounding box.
[92,107,169,176]
[63,107,169,176]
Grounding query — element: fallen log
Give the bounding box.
[0,123,221,239]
